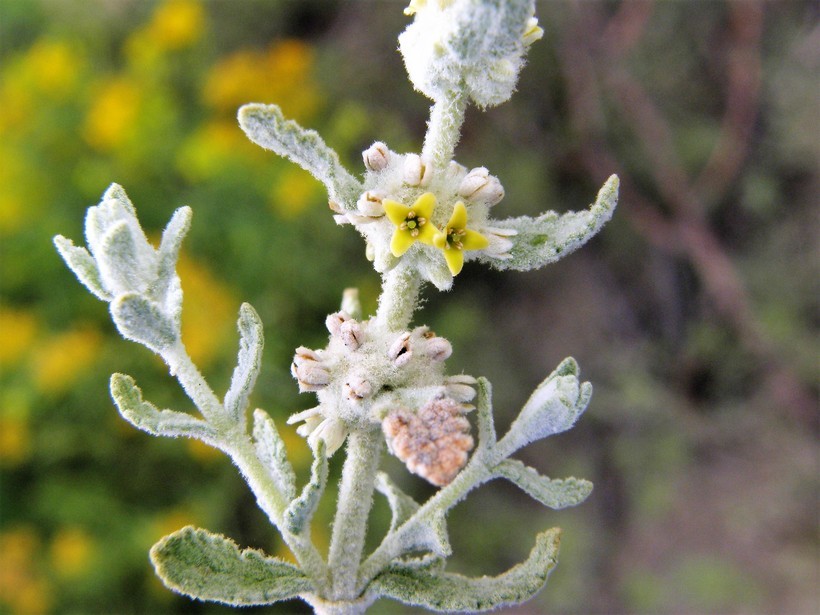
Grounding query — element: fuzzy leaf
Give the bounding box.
[369,527,562,612]
[496,358,591,457]
[97,221,152,294]
[396,510,451,559]
[53,235,112,301]
[224,304,264,423]
[238,103,362,208]
[475,377,497,456]
[153,206,191,320]
[110,292,178,353]
[111,373,219,444]
[252,409,296,503]
[493,459,593,509]
[376,472,421,534]
[481,175,618,271]
[150,526,312,606]
[284,441,327,535]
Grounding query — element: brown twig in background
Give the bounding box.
[557,0,814,422]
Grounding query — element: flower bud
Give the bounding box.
[458,167,505,206]
[422,336,452,362]
[291,361,331,392]
[445,374,478,402]
[523,17,544,47]
[363,141,391,172]
[403,154,432,187]
[326,311,351,336]
[387,332,413,367]
[356,191,385,217]
[344,374,372,401]
[339,319,365,350]
[307,417,348,456]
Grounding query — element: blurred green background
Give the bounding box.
[0,1,816,613]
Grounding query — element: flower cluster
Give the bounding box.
[288,300,476,484]
[331,142,516,288]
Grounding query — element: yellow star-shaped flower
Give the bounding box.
[383,192,438,257]
[433,201,489,275]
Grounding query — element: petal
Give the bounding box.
[442,247,465,276]
[391,230,416,257]
[416,221,438,245]
[447,201,468,230]
[432,229,447,250]
[461,229,490,251]
[384,199,411,226]
[412,192,436,219]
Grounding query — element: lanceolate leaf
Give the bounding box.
[480,175,618,271]
[110,373,219,445]
[284,441,328,535]
[375,472,421,534]
[110,293,177,354]
[150,526,312,606]
[252,409,296,503]
[238,103,362,208]
[369,527,562,612]
[53,236,112,301]
[154,206,191,309]
[224,303,264,424]
[493,459,593,509]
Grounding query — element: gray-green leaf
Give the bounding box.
[238,103,362,208]
[110,373,219,444]
[153,206,191,320]
[375,472,421,534]
[493,459,593,509]
[252,409,296,503]
[150,526,313,606]
[224,304,264,424]
[369,527,562,612]
[53,235,112,301]
[284,441,327,535]
[474,377,497,457]
[110,292,177,353]
[481,175,618,271]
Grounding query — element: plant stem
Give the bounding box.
[327,426,384,599]
[421,92,467,168]
[374,264,421,331]
[161,340,330,593]
[356,453,494,592]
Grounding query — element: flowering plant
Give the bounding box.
[54,1,617,613]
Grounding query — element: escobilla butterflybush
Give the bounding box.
[55,1,618,612]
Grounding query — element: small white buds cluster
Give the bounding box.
[382,397,474,486]
[288,293,475,465]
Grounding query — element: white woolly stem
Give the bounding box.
[422,93,467,168]
[374,264,421,331]
[160,341,331,593]
[327,427,384,599]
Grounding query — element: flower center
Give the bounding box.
[445,227,466,250]
[400,211,427,237]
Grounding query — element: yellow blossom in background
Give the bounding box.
[83,77,142,151]
[0,527,53,615]
[270,166,322,218]
[49,527,97,579]
[177,255,236,368]
[203,40,319,122]
[23,39,83,99]
[0,307,38,368]
[176,120,258,180]
[145,0,205,51]
[148,508,201,544]
[30,327,102,395]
